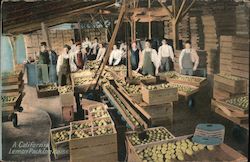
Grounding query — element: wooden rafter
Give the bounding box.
[181,0,196,20]
[176,0,186,23]
[158,1,173,18]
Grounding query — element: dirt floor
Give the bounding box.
[2,83,248,161]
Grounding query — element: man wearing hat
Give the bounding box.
[57,45,71,86]
[74,42,87,70]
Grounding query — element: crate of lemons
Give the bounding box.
[168,83,199,96]
[131,135,216,162]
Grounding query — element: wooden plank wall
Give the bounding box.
[24,30,74,59]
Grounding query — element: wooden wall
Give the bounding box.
[24,30,74,59]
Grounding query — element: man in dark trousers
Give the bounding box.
[47,46,58,83]
[37,42,50,84]
[57,45,71,86]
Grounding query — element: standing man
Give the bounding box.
[69,39,76,54]
[109,45,123,66]
[90,37,99,60]
[82,37,92,52]
[37,42,50,84]
[179,41,199,76]
[47,47,58,83]
[158,38,175,72]
[74,42,87,70]
[130,42,140,70]
[136,40,160,76]
[57,45,71,86]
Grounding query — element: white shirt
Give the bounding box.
[70,44,76,54]
[96,47,106,61]
[109,49,123,66]
[69,51,77,72]
[82,41,92,49]
[56,53,69,74]
[179,48,199,70]
[139,48,160,69]
[91,42,98,55]
[158,44,174,61]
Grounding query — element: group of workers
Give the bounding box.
[36,37,199,86]
[109,39,199,76]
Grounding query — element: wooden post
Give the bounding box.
[148,0,152,39]
[93,0,127,90]
[41,22,51,49]
[133,21,136,41]
[78,20,82,43]
[172,19,179,50]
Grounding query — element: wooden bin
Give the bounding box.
[50,126,70,160]
[72,77,97,93]
[141,82,178,105]
[69,125,118,162]
[167,74,207,87]
[169,83,199,97]
[128,134,247,162]
[214,74,247,94]
[139,102,173,127]
[126,127,175,162]
[60,92,75,106]
[36,83,59,98]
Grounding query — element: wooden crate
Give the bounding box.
[214,74,247,94]
[128,134,247,162]
[62,105,74,123]
[1,93,22,107]
[212,88,243,101]
[60,92,75,106]
[72,77,97,93]
[167,74,207,88]
[86,104,111,120]
[69,125,117,162]
[139,102,173,127]
[50,126,70,160]
[115,81,142,104]
[141,82,178,105]
[169,83,199,97]
[36,83,59,98]
[1,70,23,84]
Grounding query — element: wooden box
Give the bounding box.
[128,134,247,162]
[36,83,59,98]
[72,77,97,93]
[169,83,199,97]
[69,125,118,162]
[167,74,207,87]
[2,80,24,93]
[62,105,74,123]
[214,74,247,94]
[1,70,23,84]
[50,126,70,159]
[139,102,173,127]
[141,82,178,105]
[60,92,75,106]
[126,127,175,162]
[87,104,111,120]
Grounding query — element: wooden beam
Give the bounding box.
[148,0,151,40]
[181,0,196,20]
[158,1,173,18]
[41,22,51,49]
[4,1,114,34]
[172,0,176,17]
[176,0,186,23]
[93,0,127,90]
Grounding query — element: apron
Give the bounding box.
[76,52,84,69]
[142,50,154,75]
[181,51,193,75]
[48,53,57,83]
[58,58,70,86]
[131,49,139,70]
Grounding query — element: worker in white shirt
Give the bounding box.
[179,41,199,76]
[136,40,160,76]
[96,43,106,61]
[69,39,76,54]
[158,38,175,72]
[82,37,92,52]
[91,37,99,55]
[57,45,71,86]
[109,45,123,66]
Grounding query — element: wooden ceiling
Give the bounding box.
[2,0,116,34]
